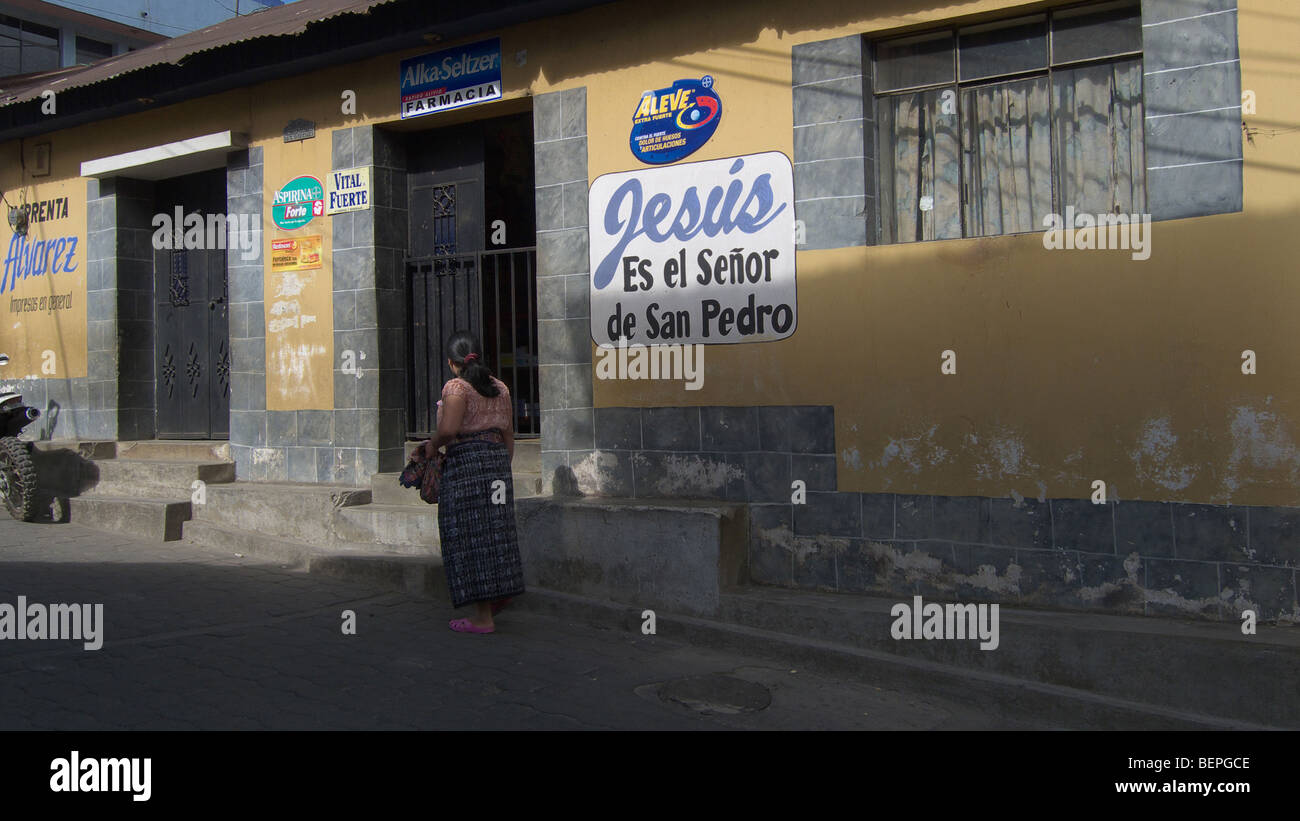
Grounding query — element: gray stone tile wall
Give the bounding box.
[226,146,267,479]
[791,35,873,250]
[580,401,1297,623]
[78,175,156,441]
[112,177,156,441]
[749,491,1296,623]
[534,87,591,495]
[240,127,408,486]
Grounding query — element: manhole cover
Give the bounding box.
[658,674,772,715]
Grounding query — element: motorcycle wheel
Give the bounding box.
[0,436,37,522]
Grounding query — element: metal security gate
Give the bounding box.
[480,248,539,436]
[404,114,538,439]
[405,248,538,438]
[407,251,481,438]
[154,170,230,439]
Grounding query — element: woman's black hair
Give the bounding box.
[447,331,499,397]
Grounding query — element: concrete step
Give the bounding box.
[715,586,1300,729]
[193,482,370,544]
[30,444,95,497]
[80,459,235,499]
[115,440,231,462]
[334,503,441,554]
[515,496,747,617]
[32,440,116,460]
[514,472,542,498]
[370,472,424,507]
[514,438,540,473]
[67,495,190,542]
[181,518,448,599]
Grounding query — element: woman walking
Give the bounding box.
[426,331,525,634]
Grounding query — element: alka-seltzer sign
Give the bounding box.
[400,38,501,120]
[630,76,721,164]
[589,152,796,347]
[272,176,324,230]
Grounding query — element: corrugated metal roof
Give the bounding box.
[0,0,400,107]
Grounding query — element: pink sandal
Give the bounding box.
[449,617,494,634]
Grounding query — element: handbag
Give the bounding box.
[398,441,443,505]
[397,429,503,505]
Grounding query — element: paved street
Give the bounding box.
[0,514,1037,730]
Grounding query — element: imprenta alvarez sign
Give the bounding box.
[2,196,76,296]
[1,185,86,379]
[589,152,796,346]
[400,38,501,120]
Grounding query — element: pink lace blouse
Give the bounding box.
[440,377,513,435]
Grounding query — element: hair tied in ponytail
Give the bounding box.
[447,331,499,397]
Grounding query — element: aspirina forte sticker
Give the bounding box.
[272,176,325,230]
[629,76,722,165]
[589,151,796,347]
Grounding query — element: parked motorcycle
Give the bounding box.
[0,354,41,521]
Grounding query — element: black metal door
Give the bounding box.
[154,170,230,439]
[406,125,485,438]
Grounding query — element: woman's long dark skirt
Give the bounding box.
[437,438,526,608]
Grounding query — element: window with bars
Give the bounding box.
[0,16,60,77]
[874,0,1144,244]
[76,36,113,66]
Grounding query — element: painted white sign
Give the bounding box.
[325,167,371,214]
[588,151,797,347]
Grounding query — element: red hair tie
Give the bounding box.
[464,353,479,362]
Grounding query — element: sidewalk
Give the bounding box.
[0,515,1044,730]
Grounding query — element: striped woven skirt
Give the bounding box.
[436,436,526,608]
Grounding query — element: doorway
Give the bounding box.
[152,169,230,439]
[404,112,539,438]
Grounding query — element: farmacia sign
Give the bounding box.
[400,38,502,119]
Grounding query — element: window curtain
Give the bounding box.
[961,77,1052,236]
[1052,57,1145,215]
[879,88,962,243]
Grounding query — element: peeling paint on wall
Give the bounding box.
[970,426,1037,485]
[871,424,946,475]
[632,452,743,496]
[1224,404,1300,497]
[1132,417,1196,492]
[1079,552,1142,605]
[572,450,624,492]
[251,447,282,467]
[1220,575,1300,626]
[272,342,327,400]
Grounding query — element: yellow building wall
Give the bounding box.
[0,0,1294,507]
[561,0,1300,508]
[261,137,334,411]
